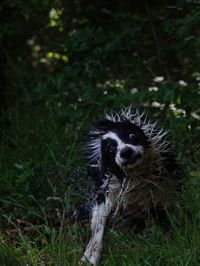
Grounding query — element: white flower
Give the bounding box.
[191,112,200,120]
[49,8,57,18]
[103,90,108,95]
[153,76,164,83]
[169,103,186,117]
[193,72,200,77]
[169,103,176,111]
[130,88,138,94]
[151,101,165,110]
[14,163,24,169]
[148,86,159,92]
[178,80,188,87]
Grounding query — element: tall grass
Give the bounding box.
[0,84,199,265]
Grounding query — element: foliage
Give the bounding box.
[0,0,200,264]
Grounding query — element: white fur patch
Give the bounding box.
[103,131,122,145]
[81,197,113,265]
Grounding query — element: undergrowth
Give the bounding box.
[1,1,200,265]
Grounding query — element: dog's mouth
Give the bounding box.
[117,153,143,169]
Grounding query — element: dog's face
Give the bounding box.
[95,119,149,170]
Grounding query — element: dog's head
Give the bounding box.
[87,119,150,173]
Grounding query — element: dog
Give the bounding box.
[73,107,185,265]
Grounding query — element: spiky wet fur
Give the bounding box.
[86,107,170,168]
[77,106,185,265]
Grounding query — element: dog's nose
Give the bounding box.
[120,147,134,159]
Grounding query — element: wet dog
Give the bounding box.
[75,107,185,265]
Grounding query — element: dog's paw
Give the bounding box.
[80,245,101,265]
[80,254,92,265]
[80,255,96,265]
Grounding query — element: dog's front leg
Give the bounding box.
[81,193,112,265]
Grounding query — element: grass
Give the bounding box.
[0,90,199,266]
[1,211,200,265]
[1,1,200,264]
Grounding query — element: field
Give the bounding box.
[1,1,200,265]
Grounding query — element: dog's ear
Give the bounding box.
[93,119,115,131]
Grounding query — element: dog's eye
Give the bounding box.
[129,134,135,140]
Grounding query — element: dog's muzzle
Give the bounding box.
[116,146,143,168]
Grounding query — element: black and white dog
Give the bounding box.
[75,107,185,265]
